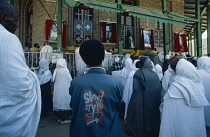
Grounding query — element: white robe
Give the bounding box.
[40,44,53,64]
[160,59,209,137]
[0,24,41,137]
[52,59,72,110]
[154,64,163,81]
[75,48,86,71]
[197,56,210,127]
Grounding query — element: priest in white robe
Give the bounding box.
[159,59,209,137]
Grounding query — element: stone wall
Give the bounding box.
[13,0,185,51]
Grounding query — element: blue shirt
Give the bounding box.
[69,68,123,137]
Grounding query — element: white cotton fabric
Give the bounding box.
[75,48,86,71]
[161,65,175,99]
[123,70,136,121]
[197,56,210,126]
[159,59,209,137]
[133,59,139,70]
[122,53,130,67]
[119,58,136,85]
[35,59,52,85]
[154,64,163,81]
[151,61,156,72]
[40,44,53,64]
[52,59,72,110]
[0,24,41,137]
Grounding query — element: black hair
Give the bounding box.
[34,43,39,47]
[135,61,140,68]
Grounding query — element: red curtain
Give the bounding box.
[174,33,181,52]
[62,21,67,48]
[111,23,117,43]
[45,19,52,41]
[181,34,188,52]
[141,29,145,50]
[102,22,106,42]
[150,30,154,50]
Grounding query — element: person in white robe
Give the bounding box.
[75,47,86,72]
[119,58,136,85]
[122,53,130,67]
[52,59,72,123]
[40,44,53,64]
[197,56,210,134]
[154,64,163,81]
[159,59,209,137]
[0,1,41,136]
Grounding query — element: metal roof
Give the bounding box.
[184,0,208,37]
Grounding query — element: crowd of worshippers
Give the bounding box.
[35,41,210,137]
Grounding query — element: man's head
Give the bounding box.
[170,55,181,71]
[34,43,39,48]
[25,43,31,48]
[0,0,19,34]
[79,39,105,67]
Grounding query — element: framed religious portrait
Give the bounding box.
[159,40,163,47]
[154,40,159,47]
[49,22,57,41]
[126,26,133,36]
[143,30,151,48]
[159,30,163,39]
[154,30,159,39]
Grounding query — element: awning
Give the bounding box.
[62,0,187,26]
[168,12,200,22]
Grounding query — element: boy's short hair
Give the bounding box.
[79,39,105,67]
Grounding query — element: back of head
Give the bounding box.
[39,59,49,69]
[170,55,181,71]
[197,56,210,70]
[0,0,18,33]
[79,39,105,67]
[140,56,152,69]
[34,43,39,48]
[56,59,67,68]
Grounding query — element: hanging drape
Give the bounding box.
[141,29,145,50]
[181,34,188,52]
[102,22,106,42]
[174,33,181,52]
[111,23,117,43]
[45,19,52,41]
[150,30,154,50]
[62,21,67,48]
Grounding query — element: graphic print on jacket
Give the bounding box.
[83,89,105,126]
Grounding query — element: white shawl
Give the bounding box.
[197,56,210,126]
[75,48,86,71]
[35,59,52,85]
[53,59,72,110]
[168,59,209,106]
[0,24,41,137]
[154,64,163,81]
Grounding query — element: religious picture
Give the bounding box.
[160,40,163,47]
[154,30,159,39]
[154,40,159,47]
[49,23,57,41]
[159,30,163,39]
[143,30,151,48]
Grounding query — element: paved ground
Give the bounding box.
[36,112,131,137]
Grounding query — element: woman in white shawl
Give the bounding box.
[119,58,136,85]
[197,56,210,135]
[35,59,52,117]
[154,64,163,81]
[159,59,209,137]
[52,59,72,123]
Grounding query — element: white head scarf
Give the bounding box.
[122,53,130,67]
[120,58,136,78]
[133,59,139,70]
[154,64,163,81]
[197,56,210,73]
[151,61,156,72]
[52,59,68,82]
[168,59,209,106]
[34,59,52,85]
